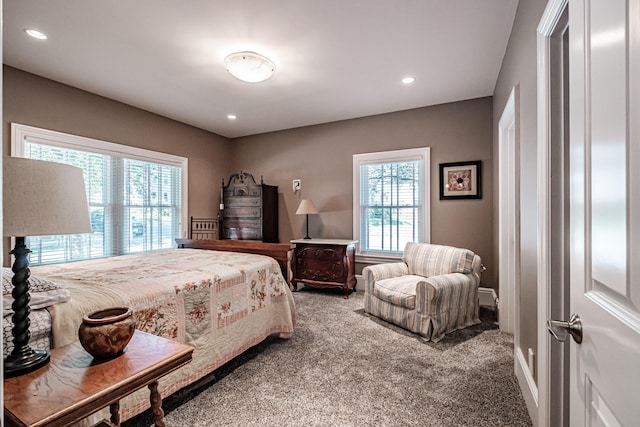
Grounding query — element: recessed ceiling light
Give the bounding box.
[224,51,275,83]
[402,77,415,84]
[227,114,237,120]
[25,29,47,40]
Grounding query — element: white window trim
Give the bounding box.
[11,123,189,239]
[352,147,431,263]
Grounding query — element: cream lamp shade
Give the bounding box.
[295,199,318,215]
[3,156,92,237]
[296,199,318,239]
[3,156,91,378]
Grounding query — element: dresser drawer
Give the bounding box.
[224,188,262,197]
[295,245,345,261]
[222,207,261,218]
[295,258,347,282]
[222,227,262,240]
[223,219,262,229]
[224,196,262,208]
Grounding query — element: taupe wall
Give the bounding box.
[492,0,549,385]
[230,97,496,287]
[3,66,496,290]
[3,66,231,264]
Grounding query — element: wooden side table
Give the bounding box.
[4,330,193,427]
[291,239,357,298]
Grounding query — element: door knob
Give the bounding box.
[547,313,583,344]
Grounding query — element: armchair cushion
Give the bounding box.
[373,275,424,310]
[402,242,475,277]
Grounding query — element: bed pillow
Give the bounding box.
[2,267,70,312]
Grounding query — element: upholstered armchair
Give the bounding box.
[363,242,482,342]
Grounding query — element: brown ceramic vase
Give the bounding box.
[78,307,136,359]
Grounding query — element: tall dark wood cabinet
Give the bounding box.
[221,172,279,243]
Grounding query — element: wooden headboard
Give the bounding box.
[190,216,220,240]
[175,238,293,285]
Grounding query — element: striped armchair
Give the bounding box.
[363,242,482,342]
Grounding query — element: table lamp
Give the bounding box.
[3,157,91,377]
[295,199,318,239]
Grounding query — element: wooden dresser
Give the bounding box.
[221,172,279,243]
[291,239,357,298]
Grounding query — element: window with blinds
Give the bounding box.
[12,123,187,266]
[353,148,430,258]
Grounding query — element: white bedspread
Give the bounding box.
[33,248,296,421]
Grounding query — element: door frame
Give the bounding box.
[499,85,539,422]
[498,85,520,337]
[537,0,570,426]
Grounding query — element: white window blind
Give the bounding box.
[353,148,430,259]
[119,159,183,254]
[23,142,112,264]
[12,123,187,266]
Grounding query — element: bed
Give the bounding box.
[3,247,296,423]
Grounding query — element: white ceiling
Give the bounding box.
[3,1,518,139]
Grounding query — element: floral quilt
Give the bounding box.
[33,248,296,422]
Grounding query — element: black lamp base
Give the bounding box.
[4,236,51,378]
[303,214,312,239]
[4,349,50,378]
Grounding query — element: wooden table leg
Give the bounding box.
[149,380,165,427]
[109,401,120,426]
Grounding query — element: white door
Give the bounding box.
[566,0,640,424]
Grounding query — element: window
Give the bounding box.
[11,123,188,265]
[353,147,430,260]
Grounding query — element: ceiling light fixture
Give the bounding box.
[25,29,47,40]
[402,77,415,84]
[227,114,237,120]
[224,51,275,83]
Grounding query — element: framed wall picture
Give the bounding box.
[439,160,482,200]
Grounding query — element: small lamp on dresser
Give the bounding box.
[3,156,91,377]
[295,199,318,239]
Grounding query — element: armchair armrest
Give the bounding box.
[416,272,479,310]
[415,272,480,341]
[362,262,409,294]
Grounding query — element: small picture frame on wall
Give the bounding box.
[439,160,482,200]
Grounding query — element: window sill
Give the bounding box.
[355,253,403,265]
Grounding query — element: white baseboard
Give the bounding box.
[478,287,497,309]
[515,346,538,426]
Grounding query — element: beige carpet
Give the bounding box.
[125,287,532,426]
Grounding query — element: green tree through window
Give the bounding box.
[354,148,430,258]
